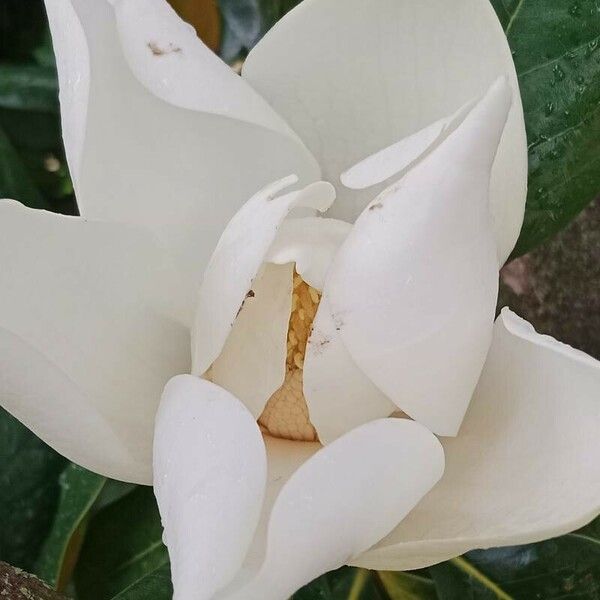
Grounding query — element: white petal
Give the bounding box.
[303,297,397,443]
[0,201,191,483]
[46,0,318,283]
[353,310,600,571]
[340,97,477,190]
[234,436,321,578]
[112,0,296,136]
[192,178,335,377]
[265,217,351,291]
[154,375,267,600]
[223,419,445,600]
[324,79,510,436]
[210,263,293,418]
[243,0,527,263]
[44,0,89,184]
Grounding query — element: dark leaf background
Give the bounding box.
[0,0,599,599]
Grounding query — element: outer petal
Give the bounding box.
[303,297,397,443]
[154,375,267,600]
[191,178,335,377]
[353,310,600,571]
[222,419,445,600]
[0,201,190,483]
[243,0,527,263]
[45,0,318,283]
[324,79,510,436]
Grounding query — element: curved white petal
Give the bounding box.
[192,178,335,377]
[154,375,267,600]
[44,0,89,183]
[46,0,318,284]
[303,297,397,443]
[210,263,293,418]
[265,217,351,291]
[324,80,510,436]
[0,201,191,483]
[223,419,445,600]
[340,96,477,190]
[232,436,322,580]
[243,0,527,263]
[112,0,297,136]
[353,310,600,571]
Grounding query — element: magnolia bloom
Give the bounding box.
[1,0,599,599]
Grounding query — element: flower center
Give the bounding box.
[258,270,320,442]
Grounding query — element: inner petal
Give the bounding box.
[258,270,320,442]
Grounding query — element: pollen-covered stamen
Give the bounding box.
[258,270,320,442]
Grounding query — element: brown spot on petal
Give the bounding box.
[147,41,182,56]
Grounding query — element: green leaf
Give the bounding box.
[110,564,172,600]
[0,123,49,209]
[0,64,58,113]
[0,561,71,600]
[0,408,67,572]
[293,567,385,600]
[488,0,600,256]
[75,487,169,600]
[35,465,106,590]
[378,570,438,600]
[430,517,600,599]
[327,567,384,600]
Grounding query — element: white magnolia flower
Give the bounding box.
[1,0,598,599]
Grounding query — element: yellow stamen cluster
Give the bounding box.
[258,271,320,442]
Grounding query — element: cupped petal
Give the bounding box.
[265,217,351,291]
[191,178,335,377]
[324,79,510,437]
[154,375,267,600]
[45,0,319,284]
[303,297,397,443]
[222,419,445,600]
[353,309,600,571]
[243,0,527,263]
[0,201,191,483]
[210,263,293,418]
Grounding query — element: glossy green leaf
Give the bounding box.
[430,517,600,599]
[489,0,600,256]
[0,64,58,113]
[35,465,106,590]
[378,570,438,600]
[110,564,172,600]
[75,487,169,600]
[327,567,384,600]
[294,567,385,600]
[0,409,66,572]
[0,123,49,209]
